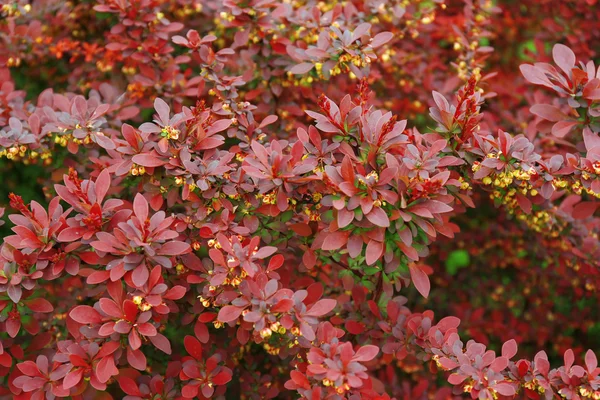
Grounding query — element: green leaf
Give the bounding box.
[445,249,470,275]
[363,266,380,276]
[361,280,375,291]
[280,210,293,222]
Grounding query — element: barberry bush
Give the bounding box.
[1,0,599,399]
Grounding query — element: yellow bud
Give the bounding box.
[260,328,272,338]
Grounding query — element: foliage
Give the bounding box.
[0,0,599,399]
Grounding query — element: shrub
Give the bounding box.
[0,1,599,399]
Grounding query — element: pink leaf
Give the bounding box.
[564,349,575,369]
[490,356,508,372]
[520,64,550,86]
[95,169,111,204]
[552,43,576,75]
[57,227,84,242]
[530,104,565,122]
[322,231,350,251]
[63,369,83,390]
[365,240,383,265]
[494,383,516,396]
[150,333,172,354]
[306,299,336,317]
[96,356,118,382]
[371,32,393,48]
[585,349,598,372]
[551,120,578,137]
[365,207,390,227]
[137,323,157,337]
[290,63,314,74]
[164,286,186,300]
[70,306,103,324]
[132,264,149,287]
[132,153,166,167]
[409,264,430,298]
[98,298,121,318]
[133,193,148,222]
[217,306,242,323]
[353,345,379,362]
[502,339,518,359]
[253,246,278,259]
[158,241,191,255]
[126,347,146,371]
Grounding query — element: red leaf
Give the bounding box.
[306,299,336,317]
[436,316,461,331]
[96,355,118,382]
[184,335,203,360]
[268,254,284,271]
[217,306,242,323]
[345,320,365,334]
[365,207,390,227]
[24,298,53,313]
[290,223,312,237]
[95,169,111,203]
[302,249,317,269]
[164,285,186,300]
[70,306,103,324]
[271,299,294,313]
[207,119,232,134]
[530,104,565,122]
[99,298,122,318]
[322,231,350,251]
[57,226,84,242]
[63,368,83,390]
[97,341,120,358]
[137,323,157,337]
[118,377,142,396]
[131,264,149,287]
[132,153,166,167]
[123,300,139,322]
[365,240,383,265]
[423,200,454,214]
[572,201,598,219]
[212,370,232,385]
[17,360,39,376]
[126,347,146,371]
[516,193,532,214]
[409,264,430,298]
[150,333,172,354]
[253,246,277,259]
